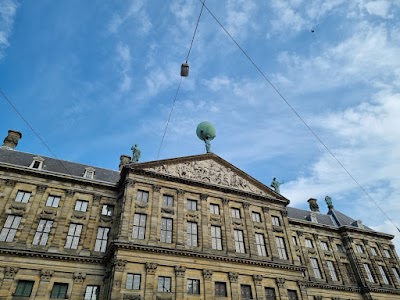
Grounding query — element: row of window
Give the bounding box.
[29,157,95,179]
[363,263,400,285]
[356,243,392,258]
[14,280,98,299]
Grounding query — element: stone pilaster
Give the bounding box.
[35,269,54,297]
[149,185,161,244]
[253,274,264,300]
[229,272,239,300]
[71,272,86,299]
[119,179,135,239]
[111,259,127,300]
[203,270,214,300]
[264,208,279,259]
[243,202,257,257]
[144,263,158,300]
[200,194,210,251]
[222,199,235,254]
[281,210,296,262]
[176,190,185,248]
[297,281,308,300]
[175,265,186,300]
[0,267,19,297]
[275,277,288,300]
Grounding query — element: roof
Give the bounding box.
[0,147,120,184]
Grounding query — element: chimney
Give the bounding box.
[307,198,320,212]
[2,130,22,149]
[119,155,131,171]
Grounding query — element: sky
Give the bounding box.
[1,0,400,249]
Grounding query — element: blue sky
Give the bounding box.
[1,0,400,248]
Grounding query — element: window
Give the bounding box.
[158,276,171,292]
[14,280,34,297]
[310,258,322,279]
[65,223,82,249]
[271,216,280,226]
[15,191,31,203]
[101,204,114,216]
[292,236,298,246]
[378,266,389,284]
[94,227,109,252]
[83,169,95,179]
[241,285,253,300]
[275,237,288,260]
[211,226,222,250]
[305,238,313,248]
[287,290,298,300]
[383,249,391,258]
[187,199,197,211]
[187,279,200,294]
[160,218,173,243]
[371,247,378,256]
[136,190,149,202]
[321,241,329,251]
[252,212,261,222]
[363,263,374,283]
[392,267,400,284]
[356,244,364,254]
[210,204,220,215]
[133,214,147,240]
[187,222,198,247]
[336,244,345,253]
[255,233,267,256]
[215,282,227,297]
[126,274,141,290]
[327,261,338,281]
[74,200,88,212]
[50,283,68,298]
[30,157,44,169]
[33,219,53,246]
[265,287,276,300]
[46,195,61,208]
[234,229,245,253]
[0,215,21,242]
[84,285,99,300]
[231,208,241,219]
[162,195,174,207]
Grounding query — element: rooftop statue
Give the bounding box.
[325,195,333,208]
[131,144,141,163]
[271,177,284,194]
[196,121,216,153]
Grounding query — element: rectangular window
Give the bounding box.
[356,244,364,254]
[158,276,171,292]
[101,204,114,216]
[327,261,338,281]
[378,266,389,284]
[46,195,61,208]
[210,204,220,215]
[187,199,197,211]
[287,290,299,300]
[321,241,329,251]
[305,238,313,248]
[271,216,280,226]
[84,285,99,300]
[364,263,374,283]
[162,195,174,207]
[126,274,141,290]
[231,208,241,219]
[0,215,21,242]
[275,237,288,260]
[32,160,41,169]
[187,279,200,294]
[186,222,198,247]
[336,244,345,253]
[392,268,400,284]
[65,223,82,249]
[310,258,322,279]
[240,285,253,300]
[371,247,378,256]
[215,282,227,297]
[211,225,222,250]
[234,229,245,253]
[265,287,276,300]
[383,249,391,258]
[132,214,147,240]
[94,227,109,252]
[50,283,68,298]
[255,233,267,256]
[292,236,298,246]
[15,190,31,203]
[14,280,34,297]
[33,219,53,246]
[160,218,173,243]
[136,190,149,202]
[74,200,88,212]
[252,212,261,222]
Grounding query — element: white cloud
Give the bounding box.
[0,0,18,59]
[363,0,393,18]
[116,43,132,92]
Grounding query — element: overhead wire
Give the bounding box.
[156,0,206,160]
[199,1,400,233]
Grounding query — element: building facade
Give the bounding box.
[0,130,399,300]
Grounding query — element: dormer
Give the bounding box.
[29,156,45,170]
[352,220,364,229]
[83,167,95,179]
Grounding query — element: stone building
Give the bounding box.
[0,129,399,300]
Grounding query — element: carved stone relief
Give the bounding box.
[253,274,263,285]
[5,179,16,187]
[174,266,186,277]
[228,272,238,282]
[4,267,19,279]
[114,259,127,272]
[40,269,54,281]
[37,184,48,194]
[146,263,158,274]
[203,269,213,279]
[276,277,285,287]
[73,272,86,283]
[123,295,142,300]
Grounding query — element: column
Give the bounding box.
[222,199,235,254]
[149,185,161,244]
[176,190,186,248]
[144,263,158,300]
[253,274,264,300]
[263,208,279,259]
[110,259,127,300]
[200,194,210,251]
[34,270,54,297]
[119,179,135,239]
[281,210,296,262]
[71,272,87,299]
[175,266,186,300]
[275,278,288,300]
[297,281,308,300]
[229,272,240,300]
[0,267,19,298]
[203,270,214,300]
[243,203,257,257]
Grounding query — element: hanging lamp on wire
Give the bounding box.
[181,62,189,77]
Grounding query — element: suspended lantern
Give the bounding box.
[181,63,189,77]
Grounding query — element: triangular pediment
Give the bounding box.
[131,154,282,199]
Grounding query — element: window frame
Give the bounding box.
[231,207,241,219]
[234,229,245,253]
[50,282,68,299]
[126,273,141,290]
[15,190,31,203]
[14,280,34,297]
[84,285,99,300]
[392,267,400,284]
[74,200,88,212]
[310,258,322,279]
[327,261,338,281]
[0,215,22,242]
[162,195,174,207]
[305,238,314,248]
[320,241,329,251]
[370,247,378,256]
[211,225,222,250]
[64,223,83,249]
[383,249,391,258]
[215,282,227,297]
[210,203,220,215]
[186,199,197,211]
[265,287,276,300]
[378,265,390,284]
[287,289,299,300]
[255,233,267,256]
[271,216,280,226]
[46,195,61,208]
[158,276,172,292]
[160,218,173,243]
[356,244,364,254]
[240,284,253,300]
[186,222,198,247]
[187,279,200,295]
[275,237,288,260]
[363,263,374,283]
[136,190,149,203]
[33,219,53,246]
[94,227,110,252]
[101,204,114,216]
[252,212,261,222]
[132,213,147,240]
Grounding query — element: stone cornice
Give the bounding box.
[301,281,360,292]
[113,241,305,272]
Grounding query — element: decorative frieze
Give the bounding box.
[123,295,142,300]
[73,272,86,283]
[276,277,285,287]
[146,263,158,274]
[40,269,54,281]
[156,296,172,300]
[40,208,57,220]
[161,207,174,215]
[114,259,127,272]
[135,200,149,209]
[174,266,186,277]
[228,272,238,283]
[253,274,263,285]
[10,203,26,215]
[202,269,213,280]
[4,266,19,279]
